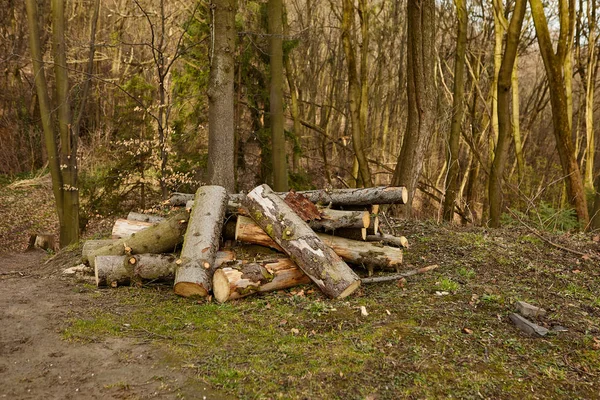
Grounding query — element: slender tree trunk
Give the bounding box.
[529,0,589,226]
[342,0,372,187]
[584,0,598,190]
[442,0,468,222]
[489,0,527,228]
[511,54,525,183]
[207,0,236,192]
[392,0,436,213]
[268,0,288,191]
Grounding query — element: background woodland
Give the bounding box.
[2,0,600,244]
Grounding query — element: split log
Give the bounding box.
[112,219,154,239]
[94,251,236,287]
[82,239,118,264]
[88,211,190,269]
[235,215,403,274]
[365,234,409,249]
[243,184,361,299]
[213,258,311,302]
[170,186,408,207]
[127,212,165,224]
[174,186,228,297]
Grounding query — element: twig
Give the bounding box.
[508,208,600,260]
[361,265,439,284]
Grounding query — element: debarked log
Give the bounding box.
[234,215,403,273]
[88,211,190,269]
[112,218,154,239]
[95,251,236,287]
[213,258,312,302]
[174,185,228,298]
[243,184,361,299]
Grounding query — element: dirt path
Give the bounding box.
[0,252,227,400]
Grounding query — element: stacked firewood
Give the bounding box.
[83,184,432,302]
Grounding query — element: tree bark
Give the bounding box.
[489,0,527,227]
[82,239,118,264]
[207,0,236,192]
[442,0,468,222]
[243,184,361,298]
[174,186,228,297]
[235,215,403,274]
[392,0,437,214]
[268,0,288,191]
[529,0,589,226]
[127,212,166,224]
[88,211,190,269]
[213,258,311,302]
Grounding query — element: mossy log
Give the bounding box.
[235,215,403,274]
[94,251,236,287]
[112,218,154,239]
[126,212,166,224]
[88,211,190,269]
[213,258,311,302]
[174,186,228,298]
[243,184,361,299]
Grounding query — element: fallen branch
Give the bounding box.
[361,265,439,284]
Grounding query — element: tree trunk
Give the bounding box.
[489,0,527,227]
[268,0,288,191]
[529,0,589,226]
[342,0,372,187]
[174,186,228,297]
[392,0,436,213]
[243,184,361,298]
[213,258,311,302]
[88,211,189,269]
[442,0,467,222]
[207,0,236,192]
[235,215,403,275]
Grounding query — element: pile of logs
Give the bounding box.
[83,184,430,302]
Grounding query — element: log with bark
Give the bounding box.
[174,186,228,298]
[213,258,311,302]
[126,212,166,224]
[234,215,403,274]
[169,186,408,207]
[88,210,190,269]
[243,184,361,299]
[366,233,409,248]
[82,239,118,264]
[94,251,236,287]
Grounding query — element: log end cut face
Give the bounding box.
[338,280,361,298]
[212,269,232,303]
[174,281,209,298]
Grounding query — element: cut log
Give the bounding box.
[171,186,408,207]
[327,228,368,241]
[234,215,403,274]
[95,251,236,287]
[112,218,154,239]
[365,234,409,249]
[308,209,370,231]
[174,185,228,298]
[88,211,190,269]
[82,239,118,264]
[243,184,361,299]
[126,212,165,224]
[27,233,56,251]
[213,258,312,302]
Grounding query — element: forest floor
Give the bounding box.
[1,178,600,399]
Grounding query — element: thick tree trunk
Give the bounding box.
[112,219,154,239]
[174,186,228,297]
[207,0,236,192]
[243,184,361,298]
[95,251,236,288]
[213,258,311,302]
[235,214,403,274]
[391,0,436,214]
[88,211,189,269]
